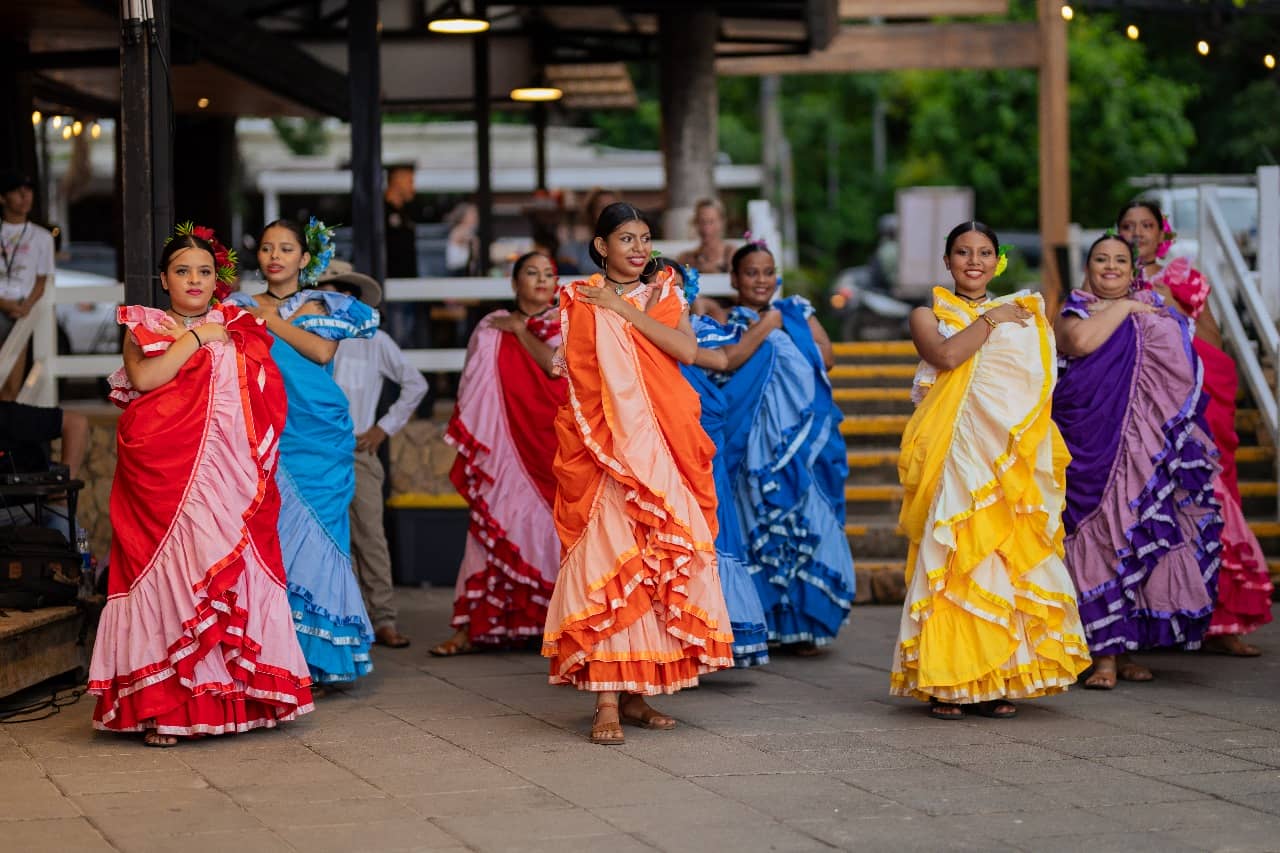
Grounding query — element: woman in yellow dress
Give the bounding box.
[891,221,1091,720]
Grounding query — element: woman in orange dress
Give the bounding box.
[542,203,734,745]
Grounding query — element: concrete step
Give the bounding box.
[845,484,904,515]
[834,388,915,416]
[845,448,900,483]
[1240,481,1279,517]
[829,364,917,388]
[839,415,911,447]
[845,518,908,559]
[832,340,918,366]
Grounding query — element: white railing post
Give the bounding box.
[19,287,57,406]
[1258,165,1280,322]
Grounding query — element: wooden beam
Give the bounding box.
[839,0,1009,19]
[717,22,1039,75]
[1038,0,1070,311]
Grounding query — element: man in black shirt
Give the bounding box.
[384,164,418,278]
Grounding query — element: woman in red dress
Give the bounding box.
[431,251,568,655]
[89,228,312,745]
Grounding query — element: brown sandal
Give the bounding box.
[143,730,179,748]
[590,702,625,745]
[620,695,677,730]
[929,699,965,720]
[429,634,477,657]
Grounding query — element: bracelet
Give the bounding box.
[190,327,203,347]
[981,314,998,330]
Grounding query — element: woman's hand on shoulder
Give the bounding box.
[575,283,630,316]
[755,309,783,332]
[157,315,187,340]
[291,299,327,318]
[198,323,229,344]
[1124,299,1159,315]
[984,303,1033,326]
[488,314,526,333]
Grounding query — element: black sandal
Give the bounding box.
[972,699,1017,719]
[929,699,965,720]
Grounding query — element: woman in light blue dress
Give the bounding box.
[227,219,379,683]
[666,260,770,667]
[715,242,854,653]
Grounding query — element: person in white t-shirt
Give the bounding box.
[318,261,428,649]
[0,171,55,400]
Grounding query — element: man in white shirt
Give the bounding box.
[0,171,55,400]
[319,262,428,648]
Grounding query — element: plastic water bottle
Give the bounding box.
[76,527,93,598]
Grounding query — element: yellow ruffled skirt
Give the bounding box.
[890,292,1091,702]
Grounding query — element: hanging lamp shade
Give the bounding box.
[427,1,489,34]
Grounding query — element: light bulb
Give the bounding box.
[197,97,210,109]
[72,120,83,136]
[90,123,102,139]
[1060,5,1074,21]
[1266,54,1277,70]
[61,125,72,140]
[1197,40,1210,56]
[51,115,63,129]
[1126,25,1139,40]
[31,111,41,126]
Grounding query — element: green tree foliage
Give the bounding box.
[270,118,329,156]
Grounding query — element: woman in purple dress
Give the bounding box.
[1052,233,1222,689]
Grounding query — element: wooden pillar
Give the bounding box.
[473,0,493,275]
[658,8,718,239]
[533,102,549,192]
[0,44,39,220]
[119,0,172,307]
[348,0,385,282]
[1037,0,1069,311]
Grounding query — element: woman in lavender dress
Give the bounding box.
[1052,233,1222,689]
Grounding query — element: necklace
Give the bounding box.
[263,289,298,301]
[170,308,210,328]
[0,221,29,281]
[956,291,989,303]
[604,275,641,296]
[513,304,553,319]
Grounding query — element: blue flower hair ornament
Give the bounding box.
[682,264,701,304]
[301,216,337,286]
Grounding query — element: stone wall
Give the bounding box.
[69,405,457,562]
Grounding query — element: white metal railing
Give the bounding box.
[17,272,738,402]
[1197,168,1280,507]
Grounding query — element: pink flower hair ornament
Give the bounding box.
[1156,216,1177,260]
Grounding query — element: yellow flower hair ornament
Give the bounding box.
[993,244,1013,278]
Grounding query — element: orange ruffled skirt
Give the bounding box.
[542,274,735,694]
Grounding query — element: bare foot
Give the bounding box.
[1117,655,1153,682]
[1083,655,1117,690]
[1202,634,1262,657]
[620,693,677,730]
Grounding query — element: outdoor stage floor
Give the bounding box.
[6,589,1280,852]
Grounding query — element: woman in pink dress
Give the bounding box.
[1119,201,1272,656]
[431,251,568,655]
[89,227,313,745]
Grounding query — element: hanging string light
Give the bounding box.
[1126,24,1140,40]
[90,122,102,139]
[1197,40,1210,56]
[61,125,72,140]
[51,115,63,129]
[31,111,42,126]
[1060,4,1074,21]
[1266,54,1277,70]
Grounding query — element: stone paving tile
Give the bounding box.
[1098,749,1270,777]
[594,802,836,853]
[0,817,115,852]
[877,783,1051,817]
[0,776,83,820]
[1030,832,1208,853]
[910,741,1074,766]
[835,763,993,794]
[1019,775,1210,809]
[72,788,265,836]
[930,807,1132,844]
[51,767,211,796]
[279,817,464,852]
[111,828,296,853]
[240,792,423,829]
[786,815,1023,852]
[1173,769,1280,798]
[694,772,916,822]
[434,805,619,849]
[221,778,388,805]
[1089,798,1279,832]
[397,783,573,818]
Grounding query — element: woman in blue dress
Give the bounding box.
[227,219,380,683]
[664,260,770,668]
[714,241,854,654]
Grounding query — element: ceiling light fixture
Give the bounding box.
[427,1,489,34]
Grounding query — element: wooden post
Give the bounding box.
[659,8,719,239]
[1038,0,1069,312]
[473,0,493,275]
[348,0,385,282]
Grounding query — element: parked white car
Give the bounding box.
[1136,185,1258,264]
[53,268,119,354]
